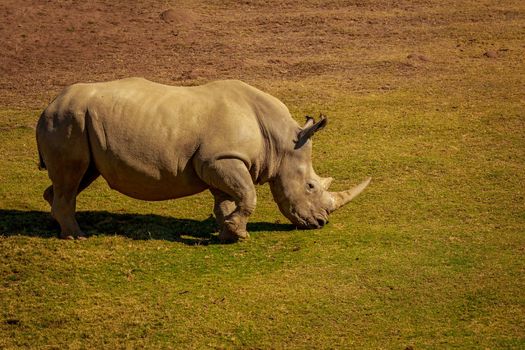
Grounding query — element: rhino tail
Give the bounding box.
[36,111,47,170]
[38,148,46,170]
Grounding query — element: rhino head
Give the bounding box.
[269,115,371,229]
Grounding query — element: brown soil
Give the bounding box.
[0,0,523,108]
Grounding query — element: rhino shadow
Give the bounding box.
[0,210,294,245]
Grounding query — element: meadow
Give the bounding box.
[1,1,524,348]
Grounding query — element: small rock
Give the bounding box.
[484,50,498,58]
[160,9,178,23]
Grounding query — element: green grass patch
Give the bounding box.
[1,80,523,348]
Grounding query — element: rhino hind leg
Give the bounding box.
[200,159,256,242]
[43,164,100,211]
[41,143,93,239]
[52,165,99,240]
[46,160,88,240]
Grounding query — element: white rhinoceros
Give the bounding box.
[36,78,370,241]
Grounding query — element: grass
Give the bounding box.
[1,1,524,349]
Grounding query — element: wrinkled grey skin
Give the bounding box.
[36,78,370,241]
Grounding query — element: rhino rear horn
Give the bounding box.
[329,177,371,212]
[320,177,334,190]
[295,114,327,149]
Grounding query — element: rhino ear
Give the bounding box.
[295,114,327,149]
[303,115,315,129]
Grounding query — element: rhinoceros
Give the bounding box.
[36,78,370,241]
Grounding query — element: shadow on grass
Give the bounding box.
[0,209,294,245]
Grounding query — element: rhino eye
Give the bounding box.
[306,182,316,192]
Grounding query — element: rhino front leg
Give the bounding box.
[210,189,236,227]
[200,159,256,242]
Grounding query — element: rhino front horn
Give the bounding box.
[329,177,371,212]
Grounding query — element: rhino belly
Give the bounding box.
[95,153,208,201]
[86,113,208,201]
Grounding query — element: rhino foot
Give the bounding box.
[219,218,250,243]
[219,229,249,243]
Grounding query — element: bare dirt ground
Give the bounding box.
[1,0,522,108]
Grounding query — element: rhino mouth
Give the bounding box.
[296,218,327,230]
[290,210,328,229]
